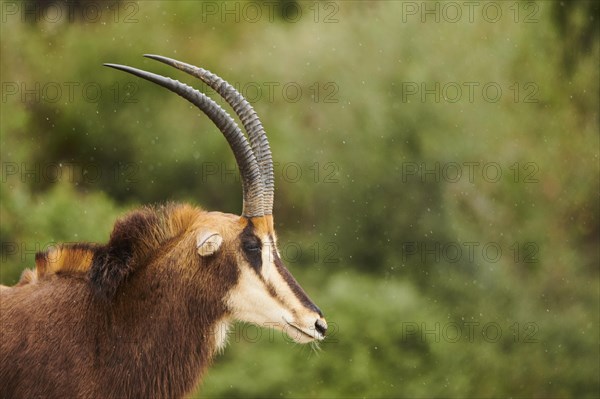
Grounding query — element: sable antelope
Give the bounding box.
[0,55,327,399]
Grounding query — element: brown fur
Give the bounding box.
[0,202,252,399]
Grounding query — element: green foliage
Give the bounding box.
[1,1,598,398]
[0,179,124,284]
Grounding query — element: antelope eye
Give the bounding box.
[244,243,260,252]
[243,238,261,253]
[242,236,262,271]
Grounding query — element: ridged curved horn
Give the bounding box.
[104,63,265,218]
[143,54,275,216]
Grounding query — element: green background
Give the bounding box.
[1,1,598,398]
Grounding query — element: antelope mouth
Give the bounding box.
[284,320,324,343]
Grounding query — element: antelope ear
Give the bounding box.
[196,229,223,256]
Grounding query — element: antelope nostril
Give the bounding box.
[315,318,328,336]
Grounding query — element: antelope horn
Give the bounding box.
[143,54,275,216]
[104,62,265,218]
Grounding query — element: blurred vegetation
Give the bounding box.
[1,1,598,398]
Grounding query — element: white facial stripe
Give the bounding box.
[257,236,306,314]
[260,236,274,280]
[267,246,326,340]
[267,249,306,311]
[227,234,324,343]
[226,263,291,329]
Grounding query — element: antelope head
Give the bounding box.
[105,55,327,345]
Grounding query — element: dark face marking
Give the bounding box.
[272,248,323,317]
[240,221,262,273]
